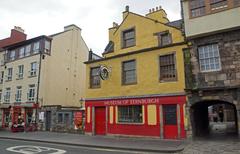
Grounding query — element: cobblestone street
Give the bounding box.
[179,136,240,154]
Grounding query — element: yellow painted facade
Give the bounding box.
[85,9,187,99]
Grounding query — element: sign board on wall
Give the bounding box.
[39,112,44,122]
[74,112,83,129]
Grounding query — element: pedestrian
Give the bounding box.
[218,106,224,122]
[213,110,218,122]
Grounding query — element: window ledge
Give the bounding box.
[116,122,144,125]
[122,82,137,86]
[121,44,136,49]
[16,77,23,80]
[28,75,37,78]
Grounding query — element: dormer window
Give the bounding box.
[10,50,15,61]
[122,28,135,48]
[19,47,25,58]
[157,31,172,47]
[33,42,40,53]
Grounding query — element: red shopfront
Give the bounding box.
[1,103,38,131]
[85,95,186,139]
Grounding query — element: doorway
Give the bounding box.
[45,111,51,131]
[95,107,106,135]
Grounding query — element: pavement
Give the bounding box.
[0,131,185,153]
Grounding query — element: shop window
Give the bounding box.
[57,112,72,125]
[90,67,101,88]
[159,54,177,82]
[26,111,33,125]
[64,113,70,125]
[118,105,142,123]
[58,113,63,123]
[18,65,24,79]
[198,44,221,72]
[122,60,136,85]
[210,0,228,10]
[163,105,177,125]
[25,44,31,56]
[122,28,135,48]
[6,68,13,81]
[158,32,172,47]
[28,84,35,101]
[4,112,10,127]
[189,0,206,17]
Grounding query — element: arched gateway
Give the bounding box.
[188,100,239,138]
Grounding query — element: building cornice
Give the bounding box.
[85,41,186,64]
[85,92,186,101]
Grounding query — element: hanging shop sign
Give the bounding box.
[99,65,110,80]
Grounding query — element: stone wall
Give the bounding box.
[189,29,240,89]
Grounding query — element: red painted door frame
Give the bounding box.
[95,107,106,135]
[163,104,178,139]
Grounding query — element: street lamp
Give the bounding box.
[79,98,84,109]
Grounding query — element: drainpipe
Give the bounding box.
[36,43,43,124]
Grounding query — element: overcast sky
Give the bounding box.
[0,0,181,55]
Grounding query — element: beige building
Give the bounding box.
[0,24,88,132]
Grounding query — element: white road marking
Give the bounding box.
[6,145,66,154]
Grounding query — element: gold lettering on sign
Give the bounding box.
[104,98,159,106]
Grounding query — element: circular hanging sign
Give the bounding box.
[99,66,109,80]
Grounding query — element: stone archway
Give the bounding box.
[190,100,238,138]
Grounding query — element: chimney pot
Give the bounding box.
[156,7,159,11]
[113,22,118,27]
[152,8,155,12]
[125,5,129,12]
[14,26,24,33]
[149,9,152,13]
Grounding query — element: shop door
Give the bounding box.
[46,111,51,131]
[163,105,178,139]
[95,107,106,135]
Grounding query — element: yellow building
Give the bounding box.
[0,25,88,132]
[85,6,187,139]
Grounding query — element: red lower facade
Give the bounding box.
[85,95,186,139]
[1,103,38,132]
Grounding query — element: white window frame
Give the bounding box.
[18,65,24,79]
[28,85,35,101]
[16,86,22,102]
[7,68,13,81]
[19,47,25,58]
[0,90,2,103]
[4,88,11,103]
[25,45,31,56]
[10,50,15,61]
[33,42,40,53]
[30,62,37,77]
[198,44,221,72]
